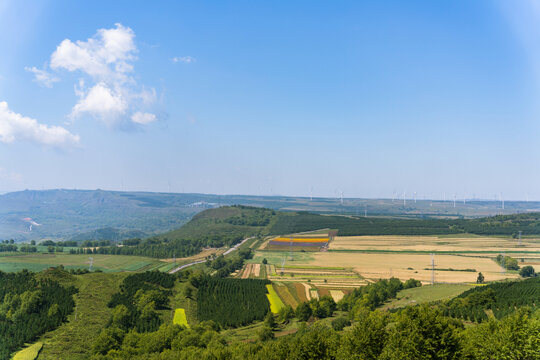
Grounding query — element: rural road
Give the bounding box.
[168,236,254,274]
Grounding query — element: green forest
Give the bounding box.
[195,277,270,327]
[0,270,76,360]
[48,207,540,260]
[87,275,540,360]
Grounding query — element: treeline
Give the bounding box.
[339,277,422,311]
[495,254,519,270]
[0,270,76,360]
[93,206,271,258]
[90,302,540,359]
[442,277,540,322]
[224,205,275,226]
[269,211,540,236]
[105,271,176,333]
[194,277,270,327]
[205,248,253,277]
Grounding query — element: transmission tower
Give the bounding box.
[431,253,435,285]
[89,257,94,271]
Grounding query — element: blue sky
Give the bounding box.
[0,0,539,200]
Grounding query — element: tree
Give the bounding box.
[92,327,126,355]
[379,305,463,360]
[404,279,422,289]
[519,265,536,278]
[258,326,275,341]
[476,272,484,283]
[184,285,194,299]
[262,258,268,265]
[296,302,312,321]
[337,308,388,360]
[265,311,276,329]
[331,317,351,331]
[112,305,131,329]
[278,305,295,323]
[30,240,36,245]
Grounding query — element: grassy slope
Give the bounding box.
[12,343,43,360]
[0,253,165,273]
[382,284,473,310]
[36,272,127,360]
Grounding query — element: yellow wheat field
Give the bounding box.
[329,235,540,253]
[292,252,519,284]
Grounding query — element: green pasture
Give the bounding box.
[0,253,165,273]
[382,284,473,310]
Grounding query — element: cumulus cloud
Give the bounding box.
[30,23,157,128]
[0,101,79,147]
[131,111,156,124]
[71,82,128,124]
[25,66,59,87]
[172,56,196,64]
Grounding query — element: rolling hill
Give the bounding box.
[1,189,540,242]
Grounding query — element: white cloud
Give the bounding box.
[71,83,128,124]
[31,23,156,128]
[50,23,136,82]
[131,111,156,124]
[25,66,59,87]
[172,56,196,64]
[0,101,79,147]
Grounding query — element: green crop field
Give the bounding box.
[0,253,165,273]
[173,308,189,327]
[382,284,473,310]
[250,251,315,265]
[13,342,42,360]
[266,284,285,314]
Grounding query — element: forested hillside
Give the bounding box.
[96,206,276,258]
[0,270,76,360]
[269,211,540,236]
[3,189,539,242]
[88,275,540,360]
[81,208,540,259]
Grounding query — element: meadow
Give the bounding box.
[0,253,170,273]
[382,283,474,310]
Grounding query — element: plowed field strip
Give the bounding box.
[275,284,298,307]
[295,283,308,302]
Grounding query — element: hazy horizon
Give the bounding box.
[1,1,540,200]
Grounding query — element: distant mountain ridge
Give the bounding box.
[1,189,539,242]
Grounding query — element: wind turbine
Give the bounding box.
[403,190,406,206]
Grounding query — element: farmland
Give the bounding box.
[382,283,474,310]
[246,233,539,291]
[0,253,169,273]
[173,308,189,327]
[266,284,285,313]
